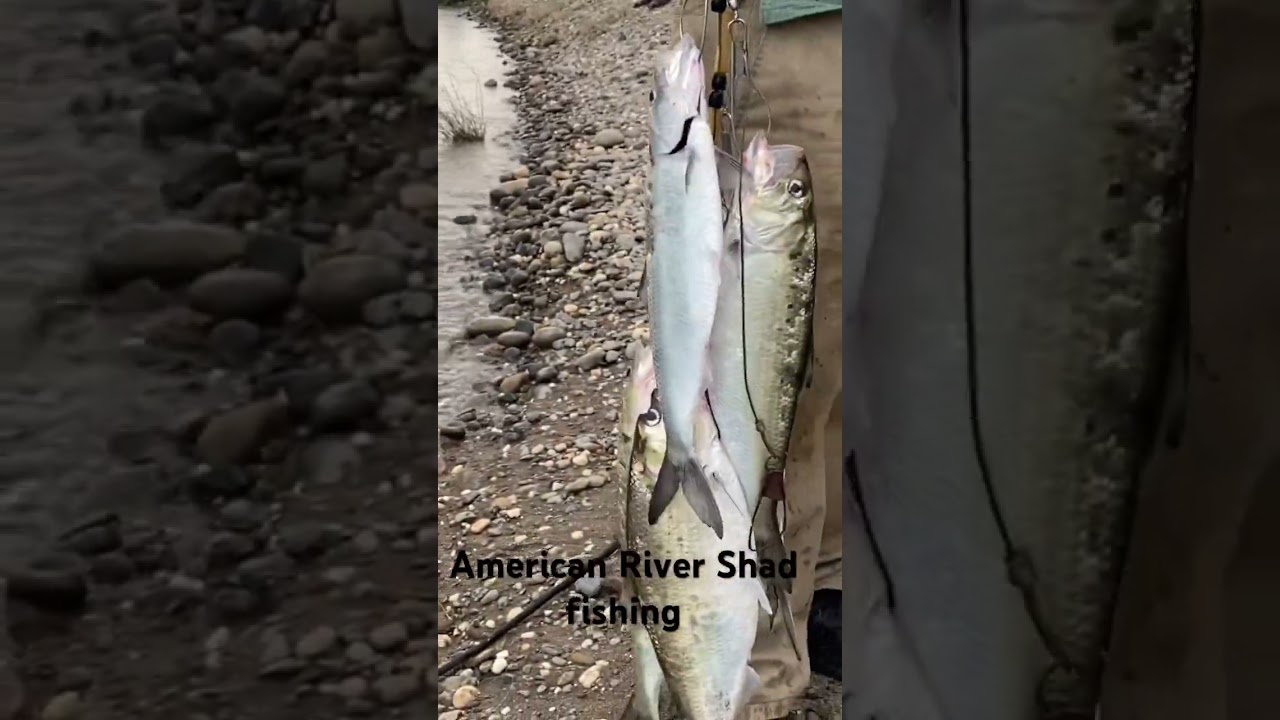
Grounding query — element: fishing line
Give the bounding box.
[954,0,1081,697]
[724,2,785,542]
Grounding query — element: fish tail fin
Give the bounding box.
[753,499,800,658]
[650,447,724,538]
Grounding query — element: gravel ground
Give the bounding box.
[436,1,841,719]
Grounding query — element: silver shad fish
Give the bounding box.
[708,133,818,648]
[618,344,769,720]
[646,32,726,538]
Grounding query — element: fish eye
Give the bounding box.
[786,180,807,198]
[649,90,656,102]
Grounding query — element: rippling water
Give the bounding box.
[436,9,519,419]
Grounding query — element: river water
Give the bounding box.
[436,9,519,420]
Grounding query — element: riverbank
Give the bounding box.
[435,0,839,718]
[3,1,439,718]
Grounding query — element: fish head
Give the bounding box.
[617,344,660,470]
[633,393,668,484]
[622,345,658,424]
[650,33,706,157]
[739,133,814,253]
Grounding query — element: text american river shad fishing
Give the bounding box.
[450,549,798,632]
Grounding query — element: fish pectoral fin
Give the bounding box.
[649,454,725,539]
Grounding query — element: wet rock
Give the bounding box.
[498,371,530,394]
[297,437,361,485]
[187,268,293,320]
[439,422,465,440]
[355,26,404,70]
[88,553,135,585]
[103,278,170,313]
[591,128,625,148]
[309,380,380,431]
[531,326,566,348]
[161,146,242,208]
[398,0,434,50]
[294,625,337,658]
[283,40,327,85]
[496,330,530,348]
[301,153,348,195]
[361,294,398,327]
[188,465,254,501]
[464,316,516,337]
[373,673,420,705]
[277,523,335,560]
[246,0,315,31]
[230,73,288,131]
[195,182,267,224]
[259,630,290,666]
[243,233,304,282]
[219,499,271,533]
[266,369,346,417]
[258,657,304,680]
[141,89,216,144]
[3,554,89,612]
[208,319,262,365]
[59,516,123,557]
[130,33,179,69]
[343,227,408,262]
[299,255,406,321]
[335,676,368,699]
[235,552,296,589]
[128,10,180,39]
[206,532,258,568]
[40,691,81,720]
[575,348,607,370]
[335,0,398,32]
[89,221,246,287]
[398,182,434,213]
[368,622,408,651]
[194,397,290,465]
[399,290,435,320]
[210,586,267,619]
[221,26,269,61]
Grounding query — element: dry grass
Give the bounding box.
[439,81,487,143]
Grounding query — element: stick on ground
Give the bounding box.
[437,540,621,678]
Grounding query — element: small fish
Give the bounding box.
[707,133,818,653]
[647,32,726,538]
[621,344,768,720]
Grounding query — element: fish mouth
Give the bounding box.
[744,138,809,192]
[761,144,806,186]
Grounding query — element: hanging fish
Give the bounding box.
[646,32,727,537]
[618,343,769,720]
[707,132,818,655]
